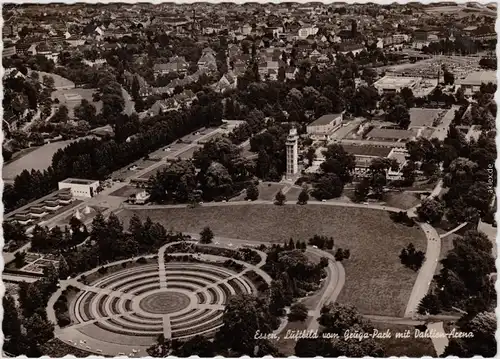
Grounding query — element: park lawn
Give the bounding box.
[258,182,285,200]
[51,88,103,117]
[372,323,437,357]
[285,186,302,202]
[383,192,421,209]
[119,204,426,316]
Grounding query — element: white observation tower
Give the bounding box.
[285,127,299,179]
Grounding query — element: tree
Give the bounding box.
[444,311,496,357]
[24,313,55,348]
[312,173,344,200]
[2,294,22,338]
[147,334,173,357]
[353,178,370,202]
[400,242,425,271]
[417,293,441,315]
[288,302,309,322]
[401,161,417,186]
[2,294,25,355]
[14,250,26,268]
[246,183,259,201]
[417,198,444,224]
[275,190,286,205]
[74,99,97,124]
[443,70,455,85]
[297,188,309,205]
[320,144,356,184]
[305,147,316,166]
[215,295,277,355]
[173,335,216,357]
[200,226,214,244]
[387,104,410,129]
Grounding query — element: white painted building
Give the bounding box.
[58,178,100,198]
[306,113,343,140]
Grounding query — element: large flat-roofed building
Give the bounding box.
[373,76,422,95]
[365,128,417,142]
[307,113,343,140]
[459,71,496,94]
[58,178,99,198]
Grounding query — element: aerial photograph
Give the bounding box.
[1,1,497,357]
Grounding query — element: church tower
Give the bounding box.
[285,127,299,179]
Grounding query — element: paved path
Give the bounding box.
[125,199,402,213]
[427,322,449,356]
[432,106,458,141]
[307,248,345,332]
[440,222,468,238]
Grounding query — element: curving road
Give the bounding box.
[125,199,402,212]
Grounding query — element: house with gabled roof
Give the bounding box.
[149,98,180,116]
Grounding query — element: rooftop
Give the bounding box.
[374,76,421,90]
[309,113,343,126]
[460,71,497,86]
[342,144,392,158]
[366,128,415,141]
[60,178,99,185]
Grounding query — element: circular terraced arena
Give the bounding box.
[57,243,270,356]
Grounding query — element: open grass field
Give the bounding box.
[284,186,302,202]
[258,182,285,201]
[31,70,75,89]
[383,192,421,209]
[119,204,426,316]
[3,140,79,179]
[372,323,436,357]
[52,88,103,117]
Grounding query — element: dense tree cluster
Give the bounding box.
[30,217,88,253]
[3,266,58,356]
[444,311,496,357]
[399,243,425,271]
[312,144,355,200]
[308,234,334,249]
[420,230,496,319]
[149,137,253,203]
[295,303,385,357]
